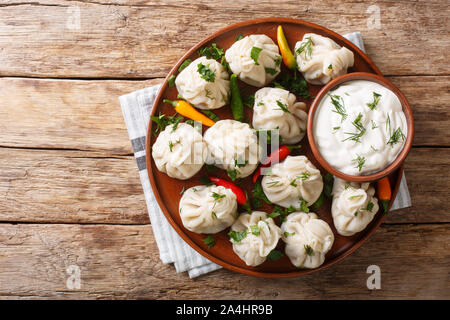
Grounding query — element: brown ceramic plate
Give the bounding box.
[146,18,404,278]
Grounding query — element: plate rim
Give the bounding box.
[145,17,401,278]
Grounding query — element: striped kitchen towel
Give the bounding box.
[119,32,411,278]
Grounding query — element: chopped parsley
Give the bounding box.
[295,36,313,59]
[298,198,309,212]
[200,176,213,186]
[252,181,272,204]
[265,67,278,75]
[366,202,374,212]
[197,63,215,82]
[150,113,183,137]
[227,168,238,181]
[250,46,263,65]
[234,158,248,168]
[304,244,315,256]
[328,64,333,70]
[274,72,310,98]
[323,172,334,199]
[228,229,248,242]
[274,56,282,67]
[203,235,215,248]
[367,92,382,110]
[234,33,244,41]
[250,225,260,236]
[211,192,226,201]
[353,155,366,172]
[343,112,366,143]
[371,120,379,129]
[310,192,325,211]
[267,249,284,261]
[242,93,255,109]
[197,43,224,60]
[284,231,295,238]
[328,94,347,122]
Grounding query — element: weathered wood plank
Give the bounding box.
[0,76,448,153]
[0,78,161,153]
[0,0,448,78]
[0,223,447,299]
[0,149,149,224]
[0,148,448,224]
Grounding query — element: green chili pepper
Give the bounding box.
[230,74,244,122]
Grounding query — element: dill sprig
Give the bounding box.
[367,92,381,110]
[328,94,347,122]
[343,113,366,143]
[296,36,313,59]
[353,155,366,172]
[275,100,291,113]
[387,127,406,147]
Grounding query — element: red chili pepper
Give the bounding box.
[208,176,247,205]
[252,145,301,183]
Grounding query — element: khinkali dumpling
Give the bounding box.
[331,178,380,236]
[229,211,281,267]
[295,33,354,85]
[262,156,323,208]
[152,123,207,180]
[179,185,238,234]
[225,35,282,87]
[281,212,334,269]
[253,87,307,144]
[204,120,261,178]
[175,56,230,110]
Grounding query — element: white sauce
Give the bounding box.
[313,80,407,175]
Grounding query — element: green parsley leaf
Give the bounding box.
[299,198,309,212]
[227,168,238,181]
[250,46,263,65]
[228,229,248,242]
[267,249,284,261]
[205,164,218,173]
[197,63,216,82]
[250,225,260,236]
[304,244,315,256]
[200,176,213,186]
[198,43,224,60]
[242,93,255,109]
[235,33,244,41]
[211,192,226,201]
[366,202,374,212]
[252,181,272,204]
[274,72,310,98]
[265,67,278,75]
[310,192,325,211]
[203,235,215,249]
[284,231,295,237]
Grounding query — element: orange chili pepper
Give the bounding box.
[163,99,215,127]
[276,25,297,70]
[377,177,391,214]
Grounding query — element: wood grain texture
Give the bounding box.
[0,76,448,154]
[0,147,448,224]
[0,149,149,224]
[0,0,448,78]
[0,223,448,299]
[0,78,161,153]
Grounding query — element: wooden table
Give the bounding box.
[0,0,449,299]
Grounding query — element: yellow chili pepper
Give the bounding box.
[276,25,297,70]
[163,99,216,127]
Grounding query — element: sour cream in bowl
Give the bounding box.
[307,73,414,182]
